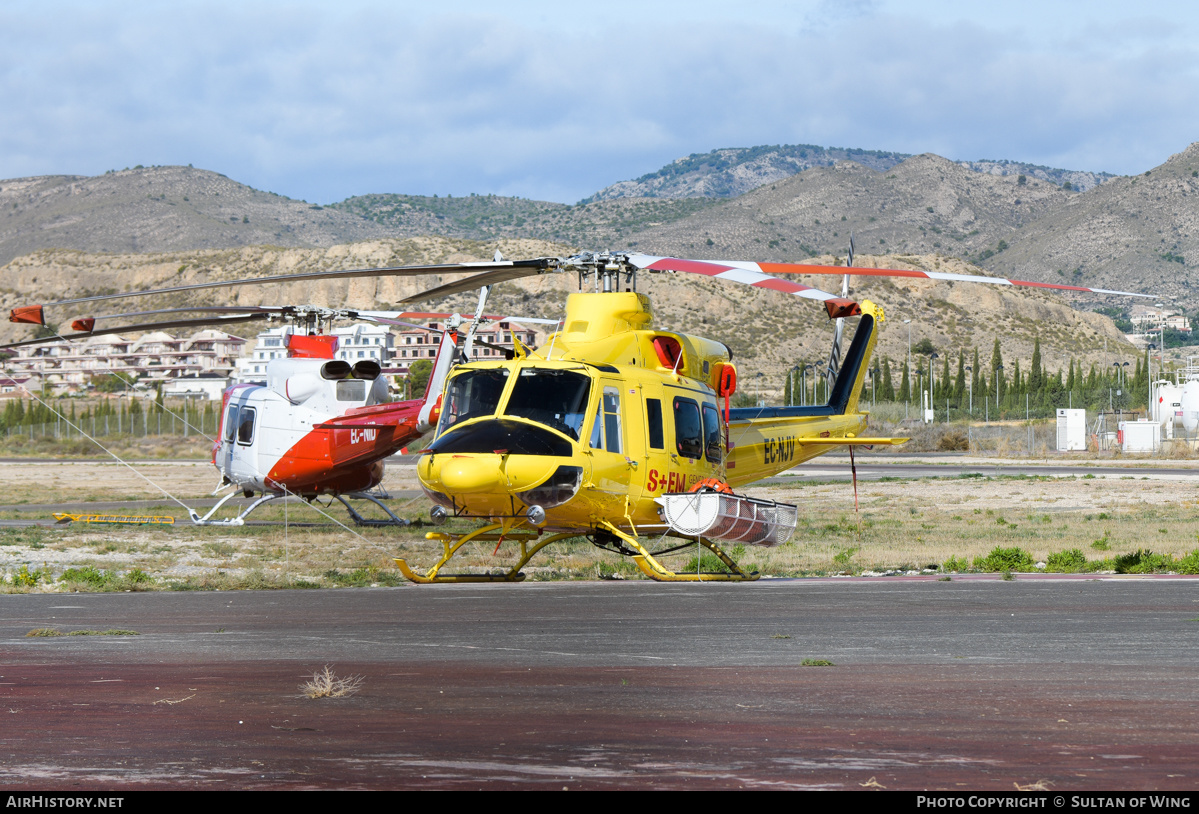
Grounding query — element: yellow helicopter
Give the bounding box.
[394,248,1156,584]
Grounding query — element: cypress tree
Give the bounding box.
[991,339,1006,404]
[1029,338,1043,394]
[954,351,966,408]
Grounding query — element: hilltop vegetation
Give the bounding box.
[328,193,717,246]
[582,143,1111,201]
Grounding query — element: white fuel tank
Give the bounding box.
[1182,380,1199,433]
[1155,381,1182,426]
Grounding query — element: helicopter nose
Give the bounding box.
[439,455,503,494]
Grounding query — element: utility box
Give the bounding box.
[1119,420,1160,453]
[1056,409,1087,451]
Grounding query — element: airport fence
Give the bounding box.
[3,407,219,441]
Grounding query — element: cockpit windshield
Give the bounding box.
[437,368,510,436]
[503,368,591,441]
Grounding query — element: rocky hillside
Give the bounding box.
[585,144,1112,201]
[0,146,1114,272]
[0,238,1137,398]
[986,142,1199,303]
[621,154,1072,265]
[0,166,399,267]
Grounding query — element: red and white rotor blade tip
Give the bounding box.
[715,259,1156,299]
[627,255,860,319]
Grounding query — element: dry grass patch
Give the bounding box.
[300,665,363,699]
[26,628,139,637]
[7,461,1199,584]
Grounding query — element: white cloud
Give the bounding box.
[1,1,1197,202]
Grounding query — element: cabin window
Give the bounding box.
[703,403,722,462]
[673,397,703,459]
[336,380,367,402]
[237,407,256,445]
[505,369,591,441]
[224,405,239,442]
[438,368,510,435]
[646,398,664,449]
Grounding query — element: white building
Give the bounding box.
[1130,305,1191,333]
[7,330,244,394]
[332,323,394,364]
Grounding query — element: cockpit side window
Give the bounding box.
[602,388,622,453]
[589,386,623,453]
[223,404,239,443]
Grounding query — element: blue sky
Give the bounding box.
[2,1,1197,203]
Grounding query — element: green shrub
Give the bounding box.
[1045,549,1087,573]
[1175,550,1199,575]
[975,546,1035,572]
[60,566,110,587]
[12,565,43,586]
[1114,549,1172,574]
[832,546,859,569]
[942,555,970,572]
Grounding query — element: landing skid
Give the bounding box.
[189,490,410,527]
[392,519,758,584]
[395,522,576,584]
[598,521,759,582]
[189,491,283,526]
[336,493,411,527]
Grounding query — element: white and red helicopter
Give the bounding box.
[4,258,557,526]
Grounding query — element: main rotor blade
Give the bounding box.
[714,259,1158,299]
[627,255,860,319]
[397,263,562,305]
[384,310,562,325]
[354,314,448,334]
[13,258,556,322]
[88,306,290,322]
[0,313,271,350]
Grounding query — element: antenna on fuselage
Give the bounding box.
[461,283,493,363]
